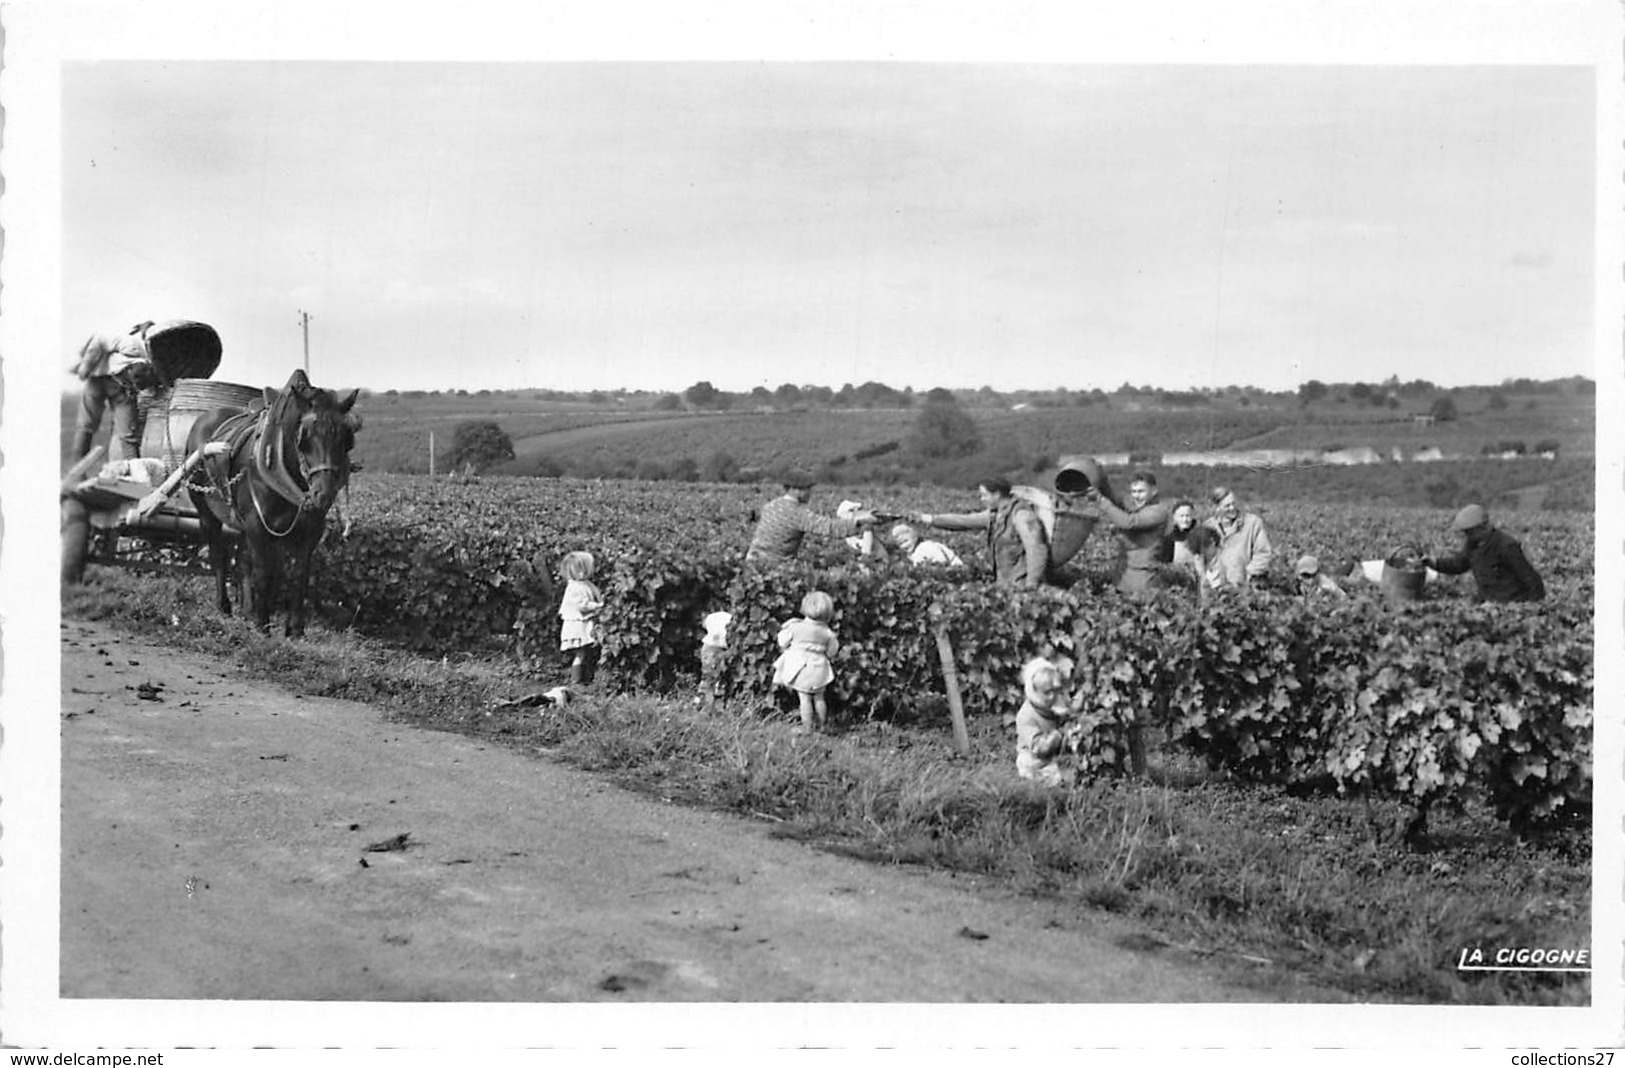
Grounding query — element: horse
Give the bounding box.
[184,369,361,637]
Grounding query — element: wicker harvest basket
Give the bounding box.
[139,379,263,472]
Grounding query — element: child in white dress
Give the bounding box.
[772,590,839,733]
[558,551,604,685]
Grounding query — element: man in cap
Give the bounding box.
[746,472,876,565]
[1203,485,1274,589]
[1424,504,1545,603]
[1294,554,1348,598]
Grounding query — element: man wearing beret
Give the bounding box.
[746,472,876,565]
[1424,504,1545,603]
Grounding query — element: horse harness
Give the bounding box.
[199,404,343,539]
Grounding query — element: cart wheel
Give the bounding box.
[61,499,92,583]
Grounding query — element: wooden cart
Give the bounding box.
[61,322,261,580]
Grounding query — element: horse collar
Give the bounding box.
[254,406,309,507]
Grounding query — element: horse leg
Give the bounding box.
[214,535,234,616]
[188,488,233,616]
[235,541,252,619]
[285,534,316,639]
[246,532,276,635]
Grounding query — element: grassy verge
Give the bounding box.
[63,569,1592,1005]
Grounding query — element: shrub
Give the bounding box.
[907,402,982,459]
[446,420,515,473]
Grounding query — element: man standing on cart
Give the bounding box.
[69,321,159,462]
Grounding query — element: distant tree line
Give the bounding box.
[371,373,1592,413]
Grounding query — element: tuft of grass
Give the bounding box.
[62,569,1592,1005]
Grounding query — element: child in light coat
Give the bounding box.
[772,590,839,733]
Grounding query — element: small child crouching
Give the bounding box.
[1015,657,1075,787]
[697,610,731,709]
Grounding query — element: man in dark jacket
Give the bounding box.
[1425,504,1545,603]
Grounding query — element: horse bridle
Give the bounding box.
[247,413,350,539]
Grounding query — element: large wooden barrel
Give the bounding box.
[139,379,263,472]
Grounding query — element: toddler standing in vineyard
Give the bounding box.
[772,590,839,734]
[697,609,732,709]
[558,550,604,685]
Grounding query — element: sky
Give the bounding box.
[57,55,1598,396]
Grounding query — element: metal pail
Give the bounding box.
[1378,559,1430,598]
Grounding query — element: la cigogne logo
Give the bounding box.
[1456,945,1590,972]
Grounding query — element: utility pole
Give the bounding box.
[297,309,311,375]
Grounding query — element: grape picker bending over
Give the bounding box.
[69,322,160,462]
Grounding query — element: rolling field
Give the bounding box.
[64,381,1595,500]
[358,387,1598,494]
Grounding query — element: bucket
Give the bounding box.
[1380,545,1428,604]
[140,379,263,472]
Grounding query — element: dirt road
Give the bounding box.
[59,618,1335,1008]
